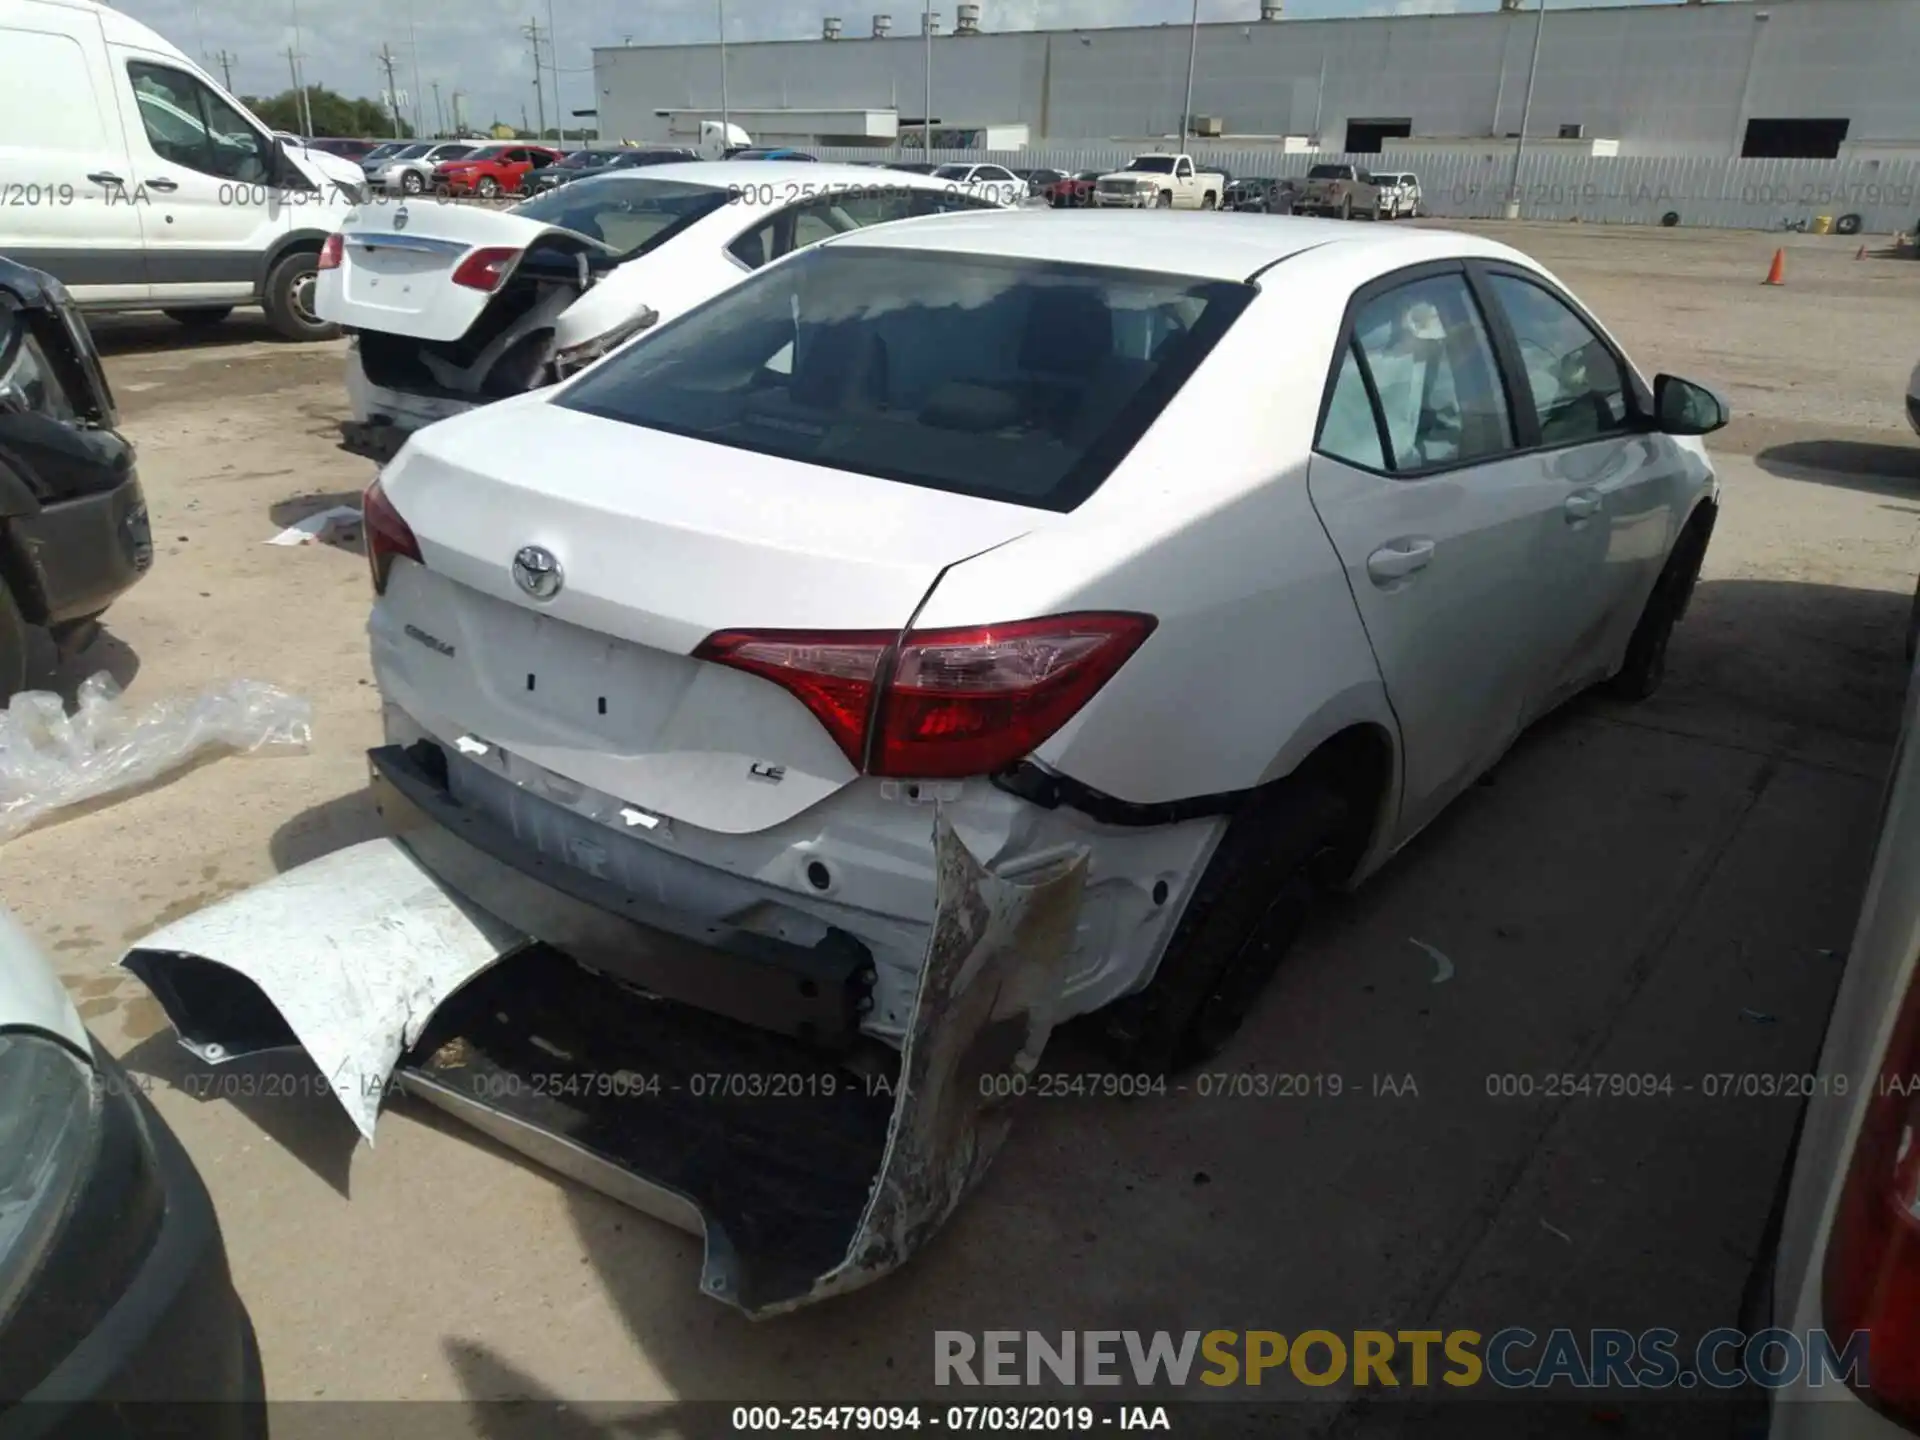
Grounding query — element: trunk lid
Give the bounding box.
[316,203,614,343]
[374,401,1041,833]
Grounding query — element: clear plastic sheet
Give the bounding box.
[0,674,312,843]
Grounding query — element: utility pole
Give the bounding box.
[521,19,547,143]
[289,0,314,136]
[923,7,934,155]
[718,0,730,146]
[213,49,237,93]
[406,0,425,140]
[546,0,562,140]
[452,88,467,137]
[1504,0,1548,218]
[432,81,445,138]
[377,43,404,137]
[1179,0,1200,142]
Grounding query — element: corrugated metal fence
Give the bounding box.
[811,145,1920,233]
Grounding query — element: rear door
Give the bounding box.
[1305,262,1602,837]
[0,7,148,303]
[1472,262,1687,707]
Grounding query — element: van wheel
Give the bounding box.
[0,580,26,704]
[262,250,339,343]
[164,307,233,328]
[1096,780,1352,1075]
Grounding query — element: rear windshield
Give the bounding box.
[557,247,1251,513]
[1307,164,1350,179]
[511,175,730,255]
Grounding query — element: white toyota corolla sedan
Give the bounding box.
[356,210,1726,1073]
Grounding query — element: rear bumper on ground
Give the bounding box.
[14,1049,263,1440]
[3,468,152,628]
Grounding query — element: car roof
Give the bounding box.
[817,209,1527,283]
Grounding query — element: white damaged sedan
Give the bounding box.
[126,211,1727,1314]
[313,161,1009,458]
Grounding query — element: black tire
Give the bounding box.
[1836,212,1863,237]
[1156,190,1173,209]
[0,580,26,703]
[1096,780,1353,1075]
[163,307,233,328]
[261,249,338,343]
[1905,574,1920,663]
[1609,506,1714,701]
[1201,192,1217,210]
[401,170,425,194]
[477,175,500,199]
[1660,210,1681,228]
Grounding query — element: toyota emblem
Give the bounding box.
[512,545,563,600]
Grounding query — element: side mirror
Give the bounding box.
[1653,373,1730,436]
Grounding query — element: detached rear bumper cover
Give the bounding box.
[120,768,1086,1316]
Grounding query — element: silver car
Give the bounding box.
[373,141,479,195]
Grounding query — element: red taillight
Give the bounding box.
[363,477,422,594]
[694,613,1154,779]
[450,246,520,292]
[1825,958,1920,1420]
[318,232,343,271]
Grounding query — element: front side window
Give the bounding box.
[1486,273,1632,447]
[127,63,271,182]
[1348,273,1513,472]
[559,248,1252,512]
[931,164,973,180]
[1176,159,1193,177]
[513,176,730,255]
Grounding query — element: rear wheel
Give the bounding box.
[1201,192,1217,210]
[0,579,26,703]
[262,249,338,343]
[477,175,500,199]
[1097,780,1353,1075]
[164,307,232,328]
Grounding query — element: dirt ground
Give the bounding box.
[5,221,1918,1433]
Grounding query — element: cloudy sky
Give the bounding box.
[114,0,1692,135]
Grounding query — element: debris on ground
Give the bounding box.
[0,673,311,843]
[1410,937,1455,984]
[266,505,362,546]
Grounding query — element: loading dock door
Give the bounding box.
[1345,118,1412,154]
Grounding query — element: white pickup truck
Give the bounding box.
[1092,153,1226,210]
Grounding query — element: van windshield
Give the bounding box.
[558,247,1253,513]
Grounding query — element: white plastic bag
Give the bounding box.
[0,673,312,843]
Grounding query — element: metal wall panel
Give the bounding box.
[814,147,1920,233]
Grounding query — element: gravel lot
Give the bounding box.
[5,220,1918,1432]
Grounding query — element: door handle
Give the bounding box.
[1366,539,1436,585]
[1564,491,1602,522]
[86,171,124,186]
[146,177,179,193]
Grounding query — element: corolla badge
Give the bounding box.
[512,545,564,600]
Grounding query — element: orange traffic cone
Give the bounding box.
[1763,248,1786,285]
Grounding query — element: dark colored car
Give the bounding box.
[727,147,819,162]
[888,161,936,174]
[1013,166,1067,198]
[0,904,264,1437]
[0,260,152,699]
[521,147,698,196]
[304,136,381,159]
[1047,169,1105,208]
[1225,176,1286,212]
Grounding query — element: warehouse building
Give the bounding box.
[593,0,1920,160]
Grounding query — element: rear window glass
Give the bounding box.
[557,247,1251,513]
[511,175,730,255]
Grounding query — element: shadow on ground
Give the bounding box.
[1755,437,1920,497]
[86,310,294,357]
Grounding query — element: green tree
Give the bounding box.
[241,86,414,139]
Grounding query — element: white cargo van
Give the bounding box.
[0,0,362,340]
